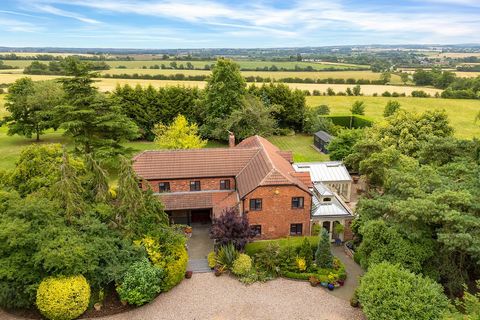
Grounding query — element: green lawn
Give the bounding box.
[306,96,480,139]
[268,135,329,162]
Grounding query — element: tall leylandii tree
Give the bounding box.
[56,57,139,160]
[202,58,246,139]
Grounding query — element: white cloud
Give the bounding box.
[34,4,101,24]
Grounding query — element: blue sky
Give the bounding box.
[0,0,479,48]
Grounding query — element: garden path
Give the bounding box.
[330,245,364,301]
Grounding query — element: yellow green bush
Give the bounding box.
[162,244,188,291]
[232,254,253,276]
[36,275,90,320]
[135,236,188,291]
[207,251,217,268]
[296,257,307,272]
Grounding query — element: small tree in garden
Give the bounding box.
[298,237,313,268]
[350,100,365,115]
[153,114,207,150]
[210,207,255,250]
[315,228,333,268]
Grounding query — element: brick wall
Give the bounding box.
[144,177,236,193]
[244,185,311,240]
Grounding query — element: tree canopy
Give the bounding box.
[154,114,207,150]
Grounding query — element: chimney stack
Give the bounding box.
[228,132,235,148]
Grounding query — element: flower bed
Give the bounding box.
[214,235,347,290]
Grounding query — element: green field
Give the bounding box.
[1,59,367,71]
[306,96,480,139]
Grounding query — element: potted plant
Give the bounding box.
[214,266,224,277]
[309,276,319,287]
[185,270,193,279]
[94,303,102,311]
[327,283,335,291]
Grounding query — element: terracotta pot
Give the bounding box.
[185,271,193,279]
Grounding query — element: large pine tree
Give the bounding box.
[55,57,139,160]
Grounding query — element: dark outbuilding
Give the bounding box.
[314,130,333,154]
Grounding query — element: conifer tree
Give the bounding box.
[315,228,333,268]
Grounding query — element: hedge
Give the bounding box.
[245,236,318,256]
[320,114,373,129]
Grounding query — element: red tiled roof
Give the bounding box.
[133,148,257,179]
[133,135,312,200]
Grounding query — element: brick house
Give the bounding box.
[133,135,312,239]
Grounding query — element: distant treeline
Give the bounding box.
[412,69,480,99]
[102,72,387,85]
[136,62,369,72]
[113,82,307,140]
[0,53,127,61]
[23,61,110,75]
[456,65,480,72]
[0,61,16,69]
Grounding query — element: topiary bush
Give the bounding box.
[357,262,449,320]
[36,275,90,320]
[232,254,252,276]
[116,258,164,306]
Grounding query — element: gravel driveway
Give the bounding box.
[0,273,364,320]
[96,273,364,320]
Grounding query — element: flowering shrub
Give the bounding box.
[36,275,90,320]
[232,254,252,276]
[116,258,164,306]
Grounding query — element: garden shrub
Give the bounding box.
[207,251,217,268]
[161,244,188,291]
[295,257,307,271]
[245,236,317,256]
[298,237,313,268]
[315,229,333,268]
[357,262,449,320]
[253,243,282,276]
[232,254,252,276]
[116,258,164,306]
[135,236,188,292]
[36,275,90,320]
[210,207,255,250]
[216,243,239,270]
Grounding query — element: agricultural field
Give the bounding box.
[102,68,401,82]
[307,95,480,139]
[0,73,438,95]
[1,59,367,71]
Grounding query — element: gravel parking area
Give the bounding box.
[95,273,364,320]
[0,273,364,320]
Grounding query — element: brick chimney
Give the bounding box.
[228,131,235,148]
